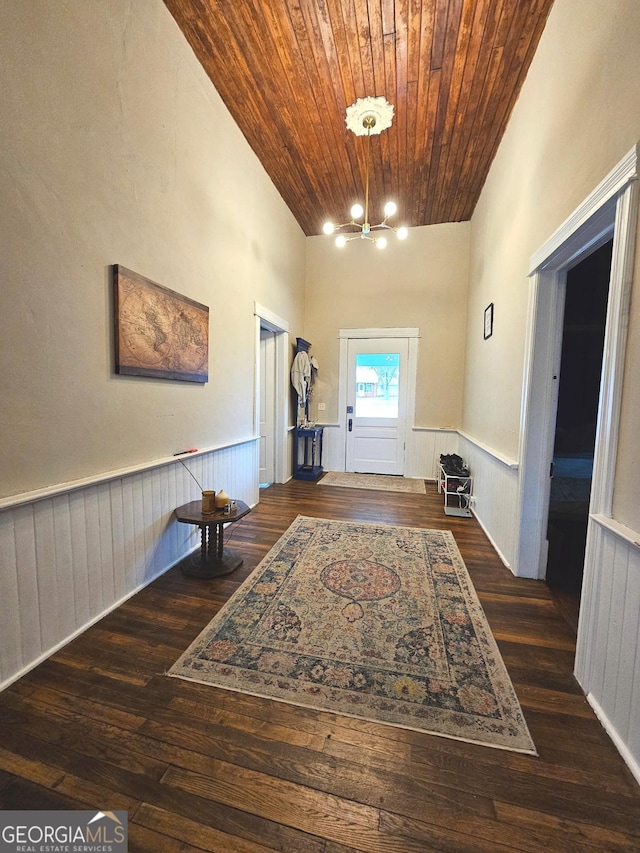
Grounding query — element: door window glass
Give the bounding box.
[354,353,399,418]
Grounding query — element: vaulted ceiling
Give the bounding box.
[164,1,554,236]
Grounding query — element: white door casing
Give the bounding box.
[517,144,639,580]
[254,303,289,485]
[259,328,276,485]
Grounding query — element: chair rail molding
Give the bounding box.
[0,438,259,691]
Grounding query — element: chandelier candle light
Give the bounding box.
[323,96,408,249]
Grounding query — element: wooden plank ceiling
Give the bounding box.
[164,0,554,236]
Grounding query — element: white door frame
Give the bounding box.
[259,328,276,485]
[254,303,289,484]
[516,144,639,579]
[338,327,419,473]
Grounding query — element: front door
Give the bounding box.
[345,338,408,474]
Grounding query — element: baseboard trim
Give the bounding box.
[471,509,514,574]
[0,553,184,693]
[586,692,640,787]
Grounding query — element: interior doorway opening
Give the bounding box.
[545,240,613,631]
[254,303,289,488]
[259,326,276,488]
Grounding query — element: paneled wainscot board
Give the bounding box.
[576,515,640,783]
[458,432,520,574]
[0,440,259,690]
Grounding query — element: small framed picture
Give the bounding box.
[484,302,494,339]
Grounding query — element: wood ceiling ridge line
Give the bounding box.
[356,0,379,95]
[355,1,386,207]
[339,0,388,211]
[429,0,479,222]
[415,68,442,226]
[317,0,368,220]
[368,0,397,203]
[444,0,518,223]
[220,3,330,228]
[408,0,436,225]
[390,1,410,225]
[454,0,551,223]
[459,0,555,220]
[286,2,357,202]
[231,4,313,151]
[258,2,346,209]
[430,0,452,72]
[173,8,284,158]
[434,0,506,222]
[166,0,559,234]
[440,0,482,146]
[381,31,399,203]
[423,0,465,224]
[165,4,298,196]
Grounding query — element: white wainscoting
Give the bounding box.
[317,425,519,572]
[575,515,640,785]
[316,423,342,474]
[406,428,459,480]
[317,425,459,480]
[284,426,295,481]
[457,432,520,572]
[0,439,259,691]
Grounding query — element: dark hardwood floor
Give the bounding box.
[1,479,638,852]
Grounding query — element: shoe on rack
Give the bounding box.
[439,453,469,477]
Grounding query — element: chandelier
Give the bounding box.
[322,96,408,249]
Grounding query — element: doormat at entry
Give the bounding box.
[319,471,426,494]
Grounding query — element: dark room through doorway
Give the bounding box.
[545,239,613,631]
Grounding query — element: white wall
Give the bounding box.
[0,0,304,688]
[466,0,640,782]
[464,0,640,476]
[0,0,306,501]
[305,223,470,431]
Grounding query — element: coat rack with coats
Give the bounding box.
[291,337,323,480]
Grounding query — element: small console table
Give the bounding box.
[174,499,251,578]
[293,425,324,481]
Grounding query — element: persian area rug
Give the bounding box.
[319,471,426,494]
[168,516,536,754]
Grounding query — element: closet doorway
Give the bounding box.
[259,327,276,487]
[254,303,289,487]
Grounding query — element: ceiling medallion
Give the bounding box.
[323,96,407,248]
[345,96,395,136]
